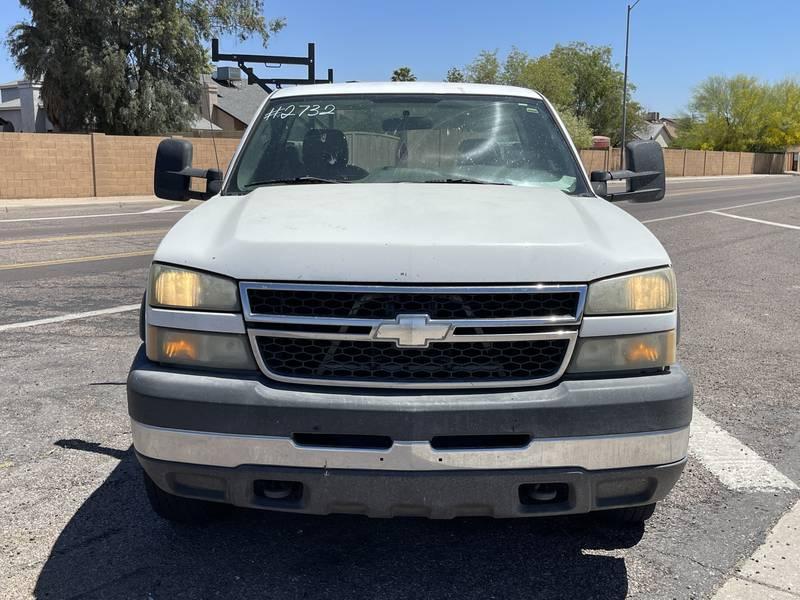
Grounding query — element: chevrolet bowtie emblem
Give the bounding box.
[373,314,452,348]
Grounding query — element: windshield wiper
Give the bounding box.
[423,178,511,185]
[244,176,350,188]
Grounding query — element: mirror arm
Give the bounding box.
[167,167,222,201]
[169,167,214,179]
[604,188,664,202]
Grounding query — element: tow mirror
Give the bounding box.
[154,138,223,201]
[590,140,666,202]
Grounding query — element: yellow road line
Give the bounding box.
[0,228,169,246]
[0,250,154,271]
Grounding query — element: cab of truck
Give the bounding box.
[129,82,691,525]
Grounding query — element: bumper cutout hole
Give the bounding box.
[292,433,393,450]
[431,434,531,450]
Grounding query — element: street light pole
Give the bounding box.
[620,0,640,169]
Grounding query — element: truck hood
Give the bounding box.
[154,184,670,283]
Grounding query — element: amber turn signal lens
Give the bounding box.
[568,330,676,374]
[162,338,199,361]
[146,326,256,370]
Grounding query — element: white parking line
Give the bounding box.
[642,194,800,224]
[141,205,181,214]
[0,208,190,223]
[711,499,800,599]
[709,211,800,231]
[690,410,798,492]
[0,305,140,332]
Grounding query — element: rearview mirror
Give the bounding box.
[154,138,223,201]
[590,140,666,202]
[382,116,433,132]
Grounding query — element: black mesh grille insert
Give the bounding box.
[247,289,579,319]
[256,337,570,383]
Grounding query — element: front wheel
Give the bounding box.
[142,470,229,524]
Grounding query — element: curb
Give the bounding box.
[0,195,160,210]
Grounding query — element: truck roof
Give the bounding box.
[269,81,544,101]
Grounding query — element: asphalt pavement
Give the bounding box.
[1,175,799,599]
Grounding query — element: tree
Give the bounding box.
[450,43,645,145]
[444,67,465,83]
[391,67,417,82]
[673,75,800,152]
[548,42,644,144]
[517,56,576,110]
[556,111,594,148]
[465,50,501,84]
[7,0,285,134]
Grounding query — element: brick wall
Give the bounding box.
[722,152,739,175]
[663,149,685,177]
[576,146,788,178]
[0,132,243,200]
[0,132,790,200]
[578,149,609,172]
[704,151,723,176]
[92,134,163,197]
[0,133,94,199]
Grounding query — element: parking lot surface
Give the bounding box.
[1,175,799,599]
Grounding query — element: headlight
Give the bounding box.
[146,326,256,370]
[149,264,239,311]
[568,330,676,374]
[586,267,676,315]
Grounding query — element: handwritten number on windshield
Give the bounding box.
[264,104,336,120]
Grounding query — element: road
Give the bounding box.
[1,176,798,599]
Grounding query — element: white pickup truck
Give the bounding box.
[128,82,692,525]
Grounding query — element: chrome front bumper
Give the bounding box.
[131,420,689,472]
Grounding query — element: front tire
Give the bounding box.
[142,470,229,524]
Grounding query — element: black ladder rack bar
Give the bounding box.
[211,39,334,93]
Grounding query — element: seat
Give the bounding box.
[302,129,351,178]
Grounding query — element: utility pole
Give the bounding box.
[620,0,641,169]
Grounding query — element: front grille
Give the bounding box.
[255,337,570,384]
[242,283,586,388]
[246,289,580,320]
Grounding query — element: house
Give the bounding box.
[0,80,54,133]
[197,68,268,132]
[634,112,677,148]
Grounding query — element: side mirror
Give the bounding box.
[590,140,666,202]
[154,138,223,201]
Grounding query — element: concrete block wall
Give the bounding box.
[578,149,608,172]
[0,132,244,199]
[0,132,791,200]
[683,150,705,176]
[722,152,739,175]
[0,133,93,199]
[663,150,685,177]
[739,153,755,174]
[575,147,788,178]
[92,134,163,197]
[704,151,723,176]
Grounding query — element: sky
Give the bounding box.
[1,0,799,116]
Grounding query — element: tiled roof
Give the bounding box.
[214,81,268,125]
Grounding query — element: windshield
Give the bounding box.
[226,94,588,195]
